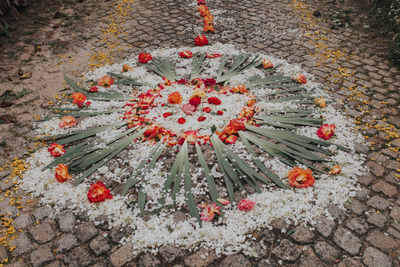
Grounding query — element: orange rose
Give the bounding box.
[293,74,307,84]
[167,92,183,105]
[222,125,236,136]
[87,181,113,203]
[198,5,210,17]
[263,59,273,69]
[229,119,246,132]
[247,99,256,107]
[121,64,133,72]
[55,164,72,183]
[203,14,214,24]
[225,135,238,144]
[231,84,247,94]
[72,92,87,108]
[203,24,215,33]
[329,165,341,175]
[59,116,77,129]
[288,167,315,188]
[97,75,114,88]
[183,131,199,144]
[48,143,66,157]
[315,97,326,108]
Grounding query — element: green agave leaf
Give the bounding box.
[239,132,289,189]
[190,53,206,80]
[195,144,219,202]
[138,187,146,215]
[43,109,125,120]
[265,94,313,103]
[216,54,228,81]
[107,72,150,86]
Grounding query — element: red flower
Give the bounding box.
[262,59,273,69]
[163,112,172,118]
[197,0,205,5]
[225,135,238,144]
[317,124,335,140]
[229,119,246,132]
[195,35,209,46]
[97,75,114,88]
[293,74,307,84]
[198,5,210,16]
[183,130,199,144]
[238,199,255,211]
[247,99,256,107]
[167,92,183,105]
[177,78,188,84]
[87,181,113,203]
[203,107,211,113]
[198,116,206,122]
[182,103,197,115]
[89,86,98,92]
[204,78,216,87]
[138,52,152,64]
[72,92,87,108]
[231,84,247,94]
[189,96,201,106]
[207,97,221,105]
[55,164,72,183]
[217,110,223,115]
[206,53,222,58]
[48,143,66,157]
[178,118,186,124]
[179,51,193,58]
[288,167,315,188]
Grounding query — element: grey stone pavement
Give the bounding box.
[0,0,400,266]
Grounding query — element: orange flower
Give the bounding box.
[97,75,114,88]
[330,165,341,175]
[138,52,152,64]
[247,99,256,107]
[317,124,335,140]
[239,107,255,119]
[225,135,238,144]
[288,167,315,188]
[263,59,273,69]
[167,92,183,105]
[87,181,113,203]
[55,164,72,183]
[231,84,247,94]
[315,97,326,108]
[229,119,246,132]
[206,53,222,58]
[144,125,166,140]
[183,131,199,144]
[204,24,215,33]
[191,89,206,99]
[121,64,133,72]
[59,116,77,129]
[195,35,209,46]
[198,5,210,17]
[293,74,307,84]
[72,92,87,108]
[48,143,66,157]
[203,14,214,24]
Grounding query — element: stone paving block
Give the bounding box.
[159,245,185,264]
[366,230,399,252]
[290,226,315,244]
[30,246,54,267]
[367,212,387,228]
[54,233,78,254]
[184,247,218,267]
[391,206,400,221]
[371,181,398,197]
[137,253,161,267]
[313,241,339,263]
[11,232,37,257]
[337,258,364,267]
[110,243,135,267]
[33,206,53,221]
[89,236,111,256]
[44,261,62,267]
[29,223,56,244]
[271,239,302,262]
[363,247,392,267]
[220,254,251,267]
[367,195,391,210]
[76,221,98,243]
[14,213,34,229]
[333,228,362,255]
[0,245,7,261]
[63,247,94,267]
[55,210,75,232]
[6,262,29,267]
[347,199,367,215]
[314,217,335,237]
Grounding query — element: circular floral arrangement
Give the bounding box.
[23,43,366,255]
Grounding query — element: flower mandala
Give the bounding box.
[23,43,366,254]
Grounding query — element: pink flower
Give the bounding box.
[238,199,255,211]
[217,198,230,205]
[182,103,197,115]
[200,203,221,222]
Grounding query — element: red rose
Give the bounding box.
[317,124,335,140]
[138,52,152,64]
[189,96,201,106]
[89,86,98,92]
[178,118,186,124]
[229,119,246,131]
[72,92,87,108]
[217,110,223,115]
[198,116,206,122]
[204,78,216,87]
[179,51,193,58]
[163,112,172,118]
[87,181,113,203]
[207,97,221,105]
[195,35,209,46]
[203,107,211,113]
[48,143,66,157]
[238,199,255,211]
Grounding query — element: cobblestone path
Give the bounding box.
[0,0,399,266]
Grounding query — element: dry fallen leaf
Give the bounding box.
[20,72,32,79]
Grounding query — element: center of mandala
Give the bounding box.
[123,77,257,145]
